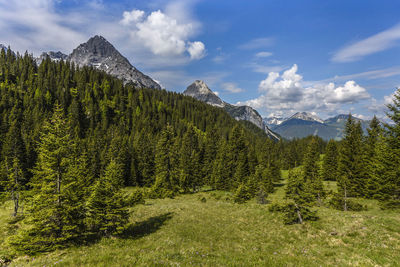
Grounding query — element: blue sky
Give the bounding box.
[0,0,399,120]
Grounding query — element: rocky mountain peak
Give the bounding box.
[184,81,279,141]
[290,112,324,123]
[184,80,225,107]
[67,35,161,90]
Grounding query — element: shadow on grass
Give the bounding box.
[121,212,174,240]
[273,183,285,188]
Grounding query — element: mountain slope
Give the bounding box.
[183,80,279,140]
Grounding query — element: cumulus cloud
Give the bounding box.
[332,23,400,62]
[188,41,206,59]
[239,64,370,116]
[221,82,243,93]
[120,8,205,59]
[120,9,145,25]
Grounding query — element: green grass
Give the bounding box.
[1,179,400,266]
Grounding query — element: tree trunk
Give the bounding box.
[294,202,303,224]
[344,185,348,211]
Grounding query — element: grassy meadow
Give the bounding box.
[1,172,399,266]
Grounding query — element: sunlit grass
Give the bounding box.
[1,177,399,266]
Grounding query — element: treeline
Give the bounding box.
[271,110,400,224]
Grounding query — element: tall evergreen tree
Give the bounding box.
[11,104,80,253]
[86,160,129,236]
[337,115,366,202]
[151,125,179,198]
[303,137,324,202]
[321,140,338,181]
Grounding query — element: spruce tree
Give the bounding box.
[303,137,324,202]
[284,169,317,224]
[151,125,179,198]
[322,140,338,181]
[11,104,79,253]
[86,160,129,237]
[380,88,400,205]
[337,115,366,203]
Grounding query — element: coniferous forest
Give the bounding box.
[0,48,399,264]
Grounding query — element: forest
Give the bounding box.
[0,47,399,261]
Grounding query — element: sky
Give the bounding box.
[0,0,399,120]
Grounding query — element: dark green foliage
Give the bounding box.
[86,160,130,237]
[268,202,318,224]
[284,169,317,224]
[328,193,367,211]
[303,137,324,202]
[322,140,338,181]
[150,126,179,198]
[337,115,366,199]
[233,183,251,204]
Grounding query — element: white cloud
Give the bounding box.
[326,81,370,103]
[188,41,205,59]
[239,64,370,117]
[332,23,400,62]
[239,37,274,50]
[121,8,205,59]
[255,51,273,58]
[221,82,243,93]
[120,9,145,26]
[0,0,87,54]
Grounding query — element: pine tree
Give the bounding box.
[11,104,79,253]
[284,169,317,224]
[211,139,230,190]
[151,125,179,198]
[86,160,129,236]
[322,140,338,181]
[379,88,400,205]
[303,137,324,202]
[337,115,366,203]
[364,116,383,198]
[1,157,24,216]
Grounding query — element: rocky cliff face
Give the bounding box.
[68,36,161,90]
[183,80,279,140]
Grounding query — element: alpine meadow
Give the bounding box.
[0,1,400,266]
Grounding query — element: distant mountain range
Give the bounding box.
[184,80,280,141]
[264,112,370,140]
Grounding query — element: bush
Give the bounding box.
[126,188,145,206]
[379,199,400,210]
[282,203,318,225]
[233,184,251,204]
[268,203,318,224]
[329,193,367,211]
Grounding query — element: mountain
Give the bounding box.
[183,80,279,141]
[38,35,161,90]
[0,44,7,51]
[267,112,370,140]
[263,116,285,128]
[37,51,68,65]
[184,80,224,107]
[290,112,324,123]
